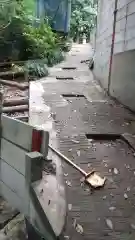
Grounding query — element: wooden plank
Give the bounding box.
[1,138,26,175]
[3,97,28,107]
[0,160,25,200]
[3,105,29,113]
[0,79,29,90]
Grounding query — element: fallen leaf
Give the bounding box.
[88,163,91,168]
[68,148,72,152]
[127,187,130,192]
[85,187,90,192]
[131,223,135,230]
[75,223,84,234]
[73,219,77,228]
[80,177,85,183]
[114,168,119,175]
[64,173,68,177]
[77,150,81,157]
[103,196,107,200]
[124,193,128,199]
[110,193,114,198]
[66,180,72,187]
[109,169,112,173]
[109,206,116,211]
[106,219,113,230]
[64,236,70,239]
[72,139,79,144]
[105,164,108,167]
[68,204,72,211]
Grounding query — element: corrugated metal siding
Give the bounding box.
[36,0,71,33]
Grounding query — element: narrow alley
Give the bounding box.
[30,44,135,240]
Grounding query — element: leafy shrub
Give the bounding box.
[25,60,48,79]
[0,0,66,72]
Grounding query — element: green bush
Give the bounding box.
[0,0,66,73]
[23,22,64,65]
[25,60,48,79]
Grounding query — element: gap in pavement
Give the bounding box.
[62,94,85,98]
[56,76,74,80]
[86,133,121,141]
[62,67,77,70]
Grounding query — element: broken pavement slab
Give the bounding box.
[122,133,135,151]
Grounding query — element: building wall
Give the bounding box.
[94,0,115,89]
[94,0,135,111]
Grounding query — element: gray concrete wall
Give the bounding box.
[110,49,135,111]
[94,0,115,89]
[94,0,135,111]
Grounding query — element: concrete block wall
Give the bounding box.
[94,0,115,89]
[114,0,135,53]
[111,0,135,111]
[94,0,135,111]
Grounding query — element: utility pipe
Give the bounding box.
[108,0,118,94]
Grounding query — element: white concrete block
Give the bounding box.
[0,160,26,200]
[114,31,125,43]
[117,0,127,9]
[115,18,126,32]
[116,6,127,21]
[1,115,33,151]
[125,37,135,50]
[114,42,124,54]
[125,27,135,40]
[1,115,49,157]
[127,0,135,15]
[127,13,135,28]
[1,138,26,175]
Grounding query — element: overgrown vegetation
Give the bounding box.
[70,0,98,42]
[0,0,67,78]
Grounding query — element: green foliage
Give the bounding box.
[70,0,97,41]
[0,0,66,75]
[25,60,48,79]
